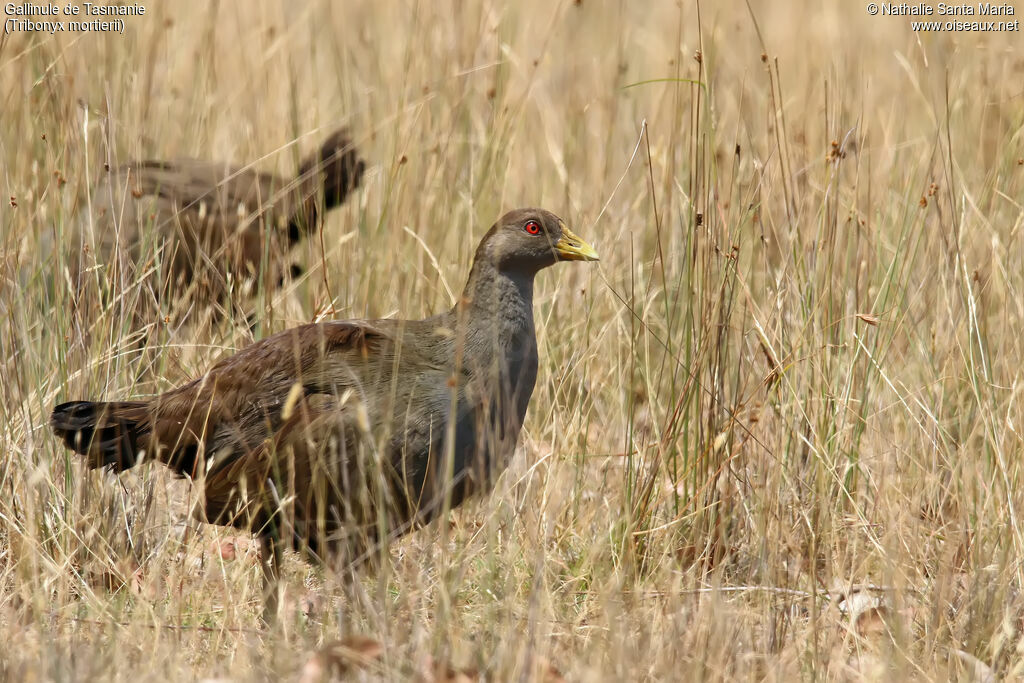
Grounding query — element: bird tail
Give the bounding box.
[50,400,151,472]
[297,128,365,212]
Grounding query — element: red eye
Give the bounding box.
[525,221,541,235]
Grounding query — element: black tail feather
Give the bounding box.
[297,128,365,211]
[50,400,150,472]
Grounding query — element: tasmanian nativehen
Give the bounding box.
[71,128,364,316]
[51,208,599,620]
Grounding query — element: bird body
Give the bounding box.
[70,129,364,315]
[51,207,598,618]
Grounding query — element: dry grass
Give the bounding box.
[2,0,1024,680]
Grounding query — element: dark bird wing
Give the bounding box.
[199,391,391,558]
[161,318,450,557]
[145,321,387,469]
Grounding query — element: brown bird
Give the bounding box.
[51,208,599,621]
[70,128,365,320]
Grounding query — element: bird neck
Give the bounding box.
[449,255,540,456]
[454,257,536,347]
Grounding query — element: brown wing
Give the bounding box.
[142,321,390,478]
[199,390,402,561]
[189,319,432,560]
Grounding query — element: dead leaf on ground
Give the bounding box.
[533,656,568,682]
[207,535,257,563]
[416,656,480,683]
[298,635,384,682]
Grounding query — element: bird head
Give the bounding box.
[481,208,599,273]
